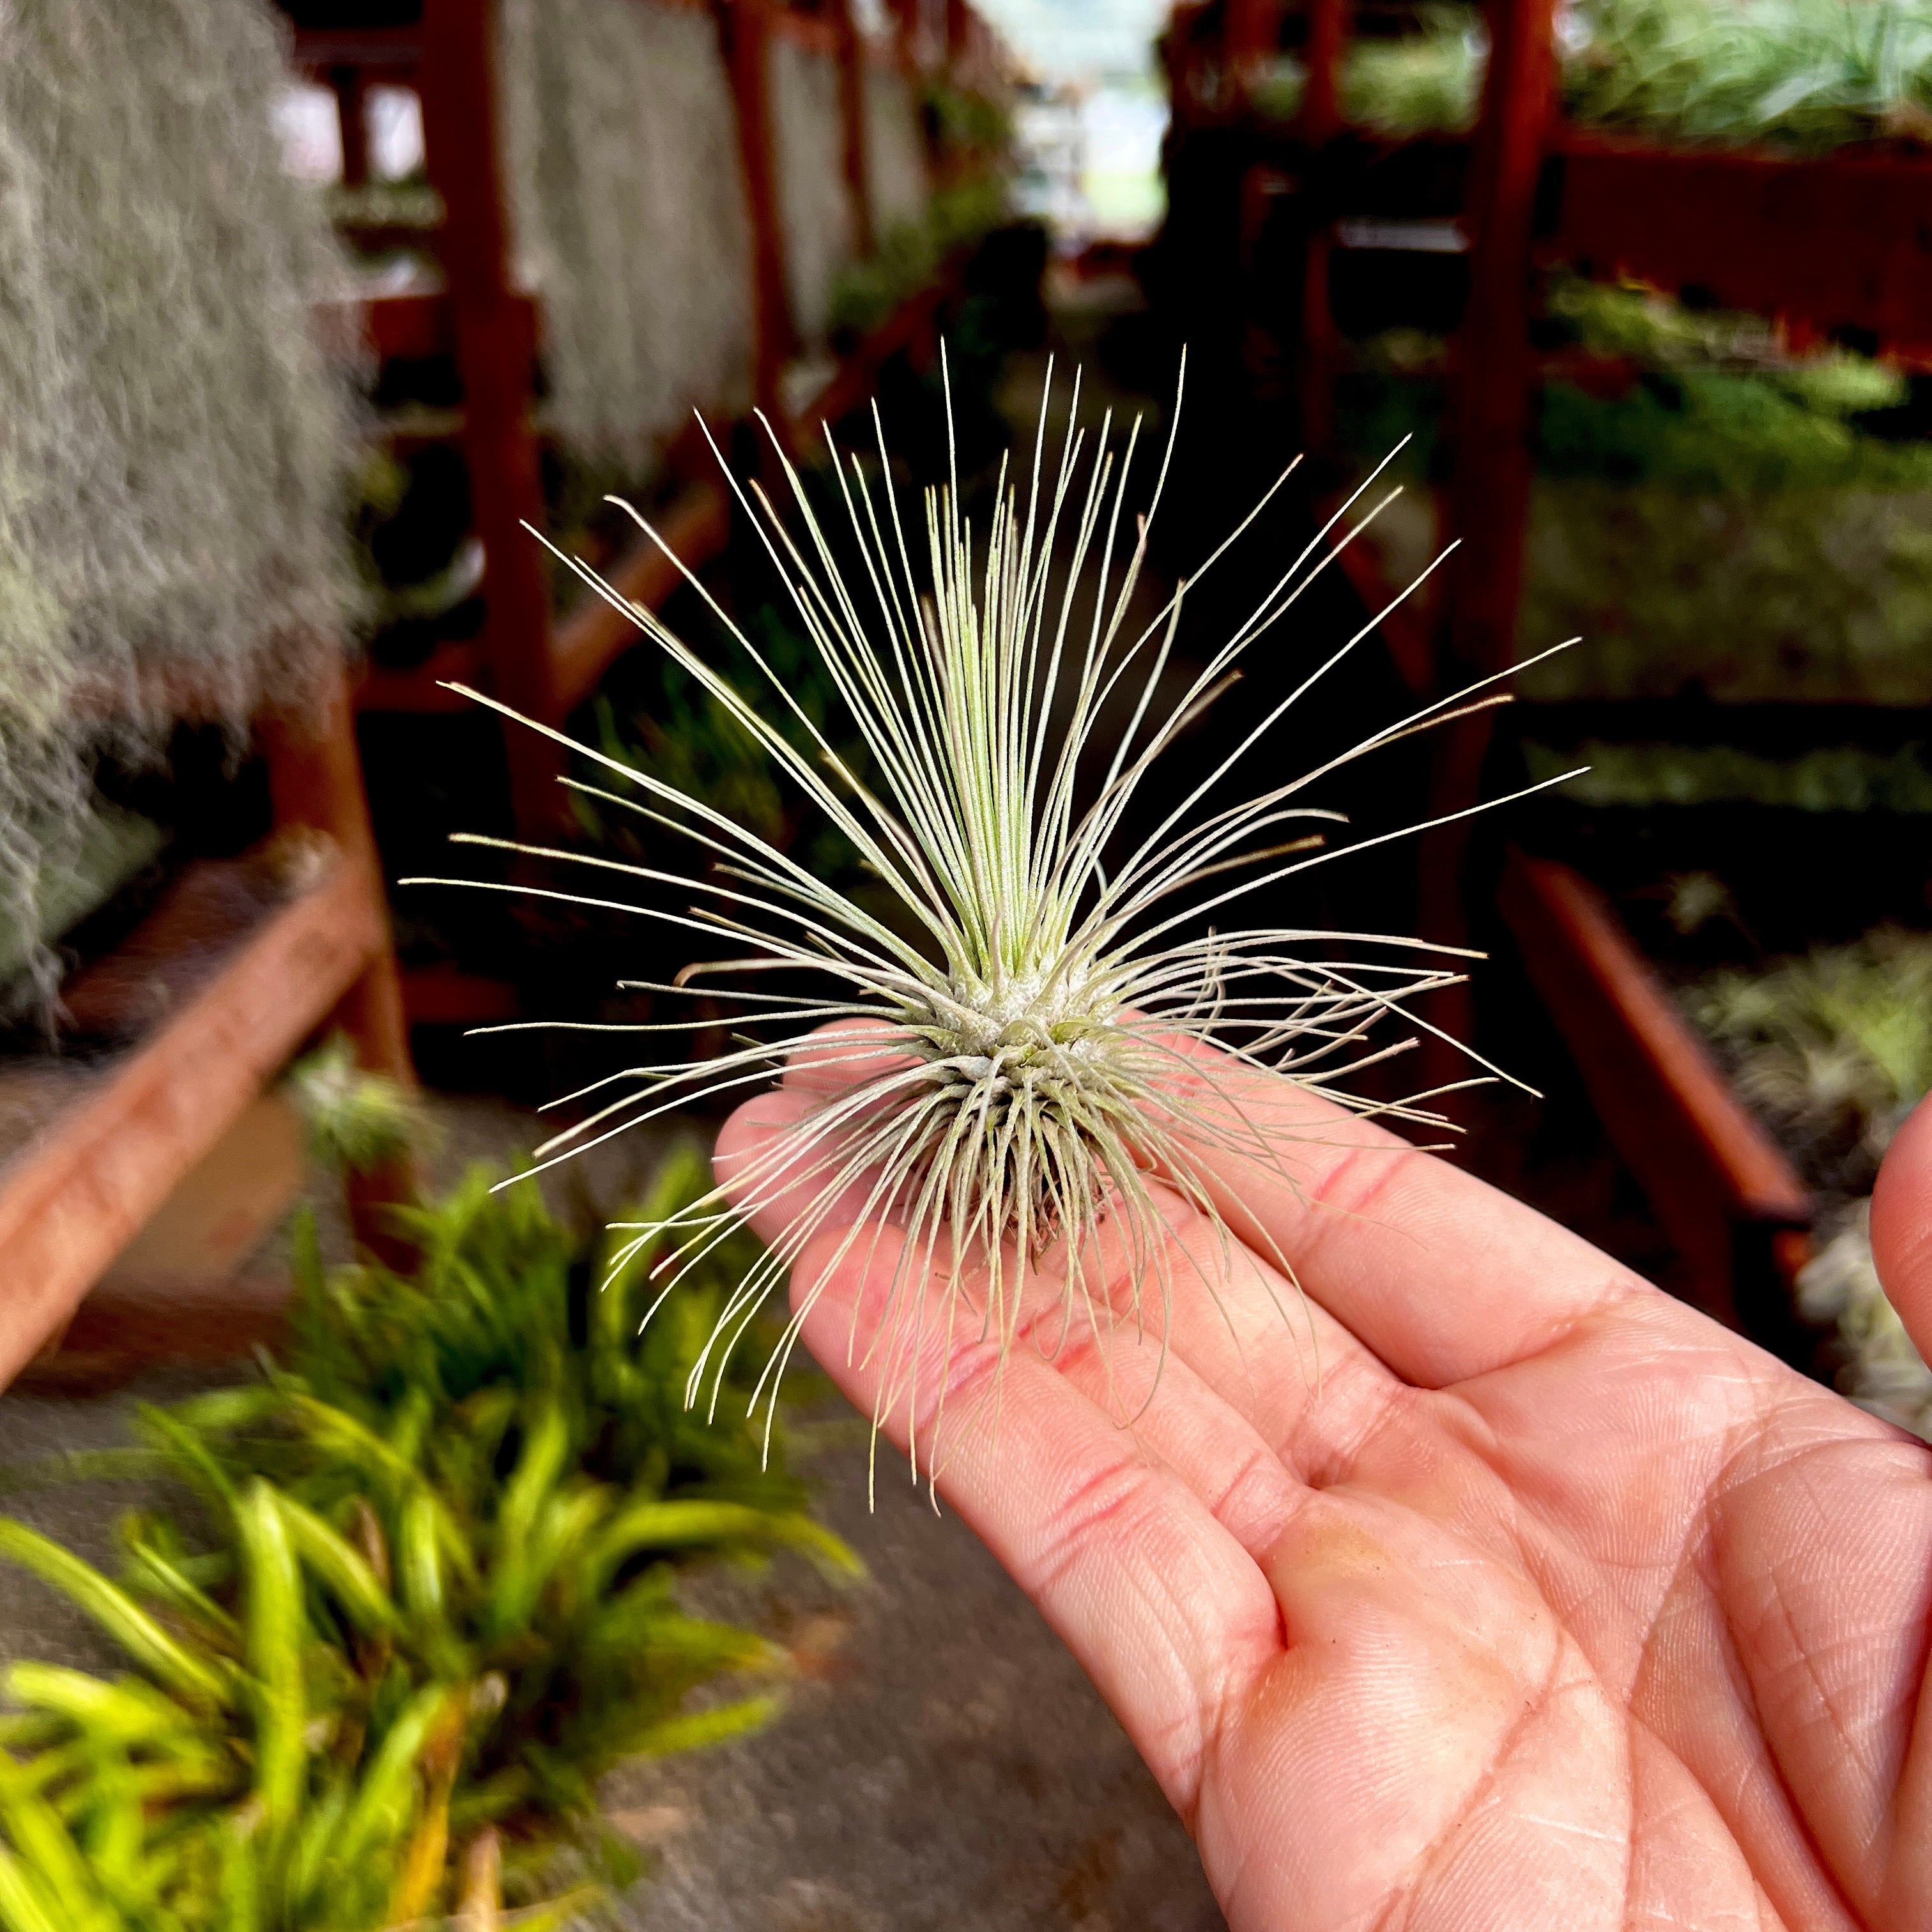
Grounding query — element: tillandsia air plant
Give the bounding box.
[409,360,1572,1487]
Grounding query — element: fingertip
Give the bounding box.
[1872,1092,1932,1361]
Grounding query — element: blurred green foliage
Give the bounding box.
[1257,0,1932,151]
[1564,0,1932,153]
[829,179,1011,341]
[1525,738,1932,810]
[0,1149,854,1929]
[587,600,862,884]
[1338,279,1932,702]
[1686,928,1932,1185]
[285,1038,425,1178]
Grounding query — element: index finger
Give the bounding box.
[1153,1039,1655,1387]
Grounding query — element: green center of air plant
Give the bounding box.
[418,355,1570,1488]
[933,966,1102,1058]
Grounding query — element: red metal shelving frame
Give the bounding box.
[293,0,1002,1023]
[1166,0,1932,1329]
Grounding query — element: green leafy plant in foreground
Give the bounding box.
[0,1149,856,1929]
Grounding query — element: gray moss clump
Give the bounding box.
[0,0,360,1002]
[769,33,858,351]
[1798,1202,1932,1440]
[1684,928,1932,1194]
[498,0,756,473]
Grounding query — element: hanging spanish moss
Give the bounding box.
[864,61,930,242]
[497,0,756,472]
[0,0,360,1006]
[769,31,858,351]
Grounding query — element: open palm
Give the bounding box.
[718,1049,1932,1932]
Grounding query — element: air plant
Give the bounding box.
[408,363,1570,1486]
[285,1034,427,1176]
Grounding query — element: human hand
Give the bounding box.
[718,1043,1932,1932]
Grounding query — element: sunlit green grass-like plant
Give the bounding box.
[407,363,1569,1488]
[0,1149,853,1929]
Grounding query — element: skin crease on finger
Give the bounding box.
[713,1039,1932,1932]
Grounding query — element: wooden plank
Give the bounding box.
[0,856,384,1388]
[552,482,733,712]
[723,0,795,413]
[1301,0,1346,144]
[1499,851,1811,1328]
[791,272,951,436]
[400,965,521,1027]
[1326,502,1434,694]
[1445,0,1554,689]
[356,638,489,714]
[289,24,422,72]
[261,663,419,1256]
[1414,0,1558,1080]
[99,1096,304,1290]
[309,291,456,365]
[768,6,840,55]
[834,0,875,259]
[331,63,371,187]
[418,0,564,831]
[1551,135,1932,356]
[18,1272,295,1394]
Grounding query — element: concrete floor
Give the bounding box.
[610,1434,1225,1932]
[0,1094,1225,1932]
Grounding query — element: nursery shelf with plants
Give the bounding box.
[1163,0,1932,1377]
[285,0,1020,1027]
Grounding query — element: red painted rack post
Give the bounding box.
[1413,0,1558,1080]
[835,0,876,259]
[723,0,795,416]
[417,0,562,832]
[1301,0,1345,143]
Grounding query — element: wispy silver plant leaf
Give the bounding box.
[405,357,1579,1490]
